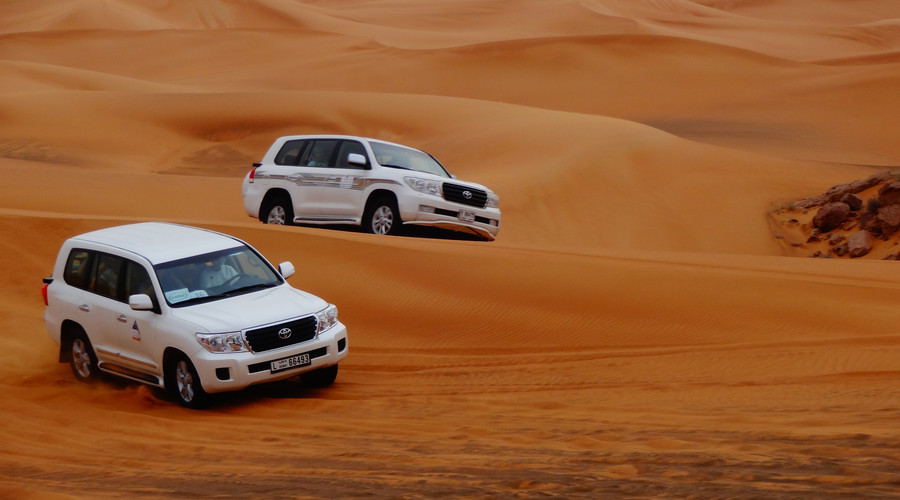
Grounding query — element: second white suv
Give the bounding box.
[42,222,348,409]
[242,135,501,240]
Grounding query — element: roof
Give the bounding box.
[70,222,244,265]
[275,135,421,151]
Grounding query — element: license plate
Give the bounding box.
[459,210,475,222]
[270,353,310,373]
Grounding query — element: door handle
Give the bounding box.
[116,315,128,323]
[79,304,90,312]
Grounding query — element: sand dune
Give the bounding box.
[2,0,900,498]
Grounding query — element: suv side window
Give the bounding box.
[299,140,338,168]
[64,249,155,305]
[64,249,95,290]
[125,260,159,309]
[336,140,368,169]
[275,140,307,166]
[93,253,124,300]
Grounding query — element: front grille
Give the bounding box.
[245,316,317,353]
[443,183,487,208]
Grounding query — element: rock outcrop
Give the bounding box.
[771,170,900,259]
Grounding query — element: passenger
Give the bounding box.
[199,258,238,288]
[307,149,329,167]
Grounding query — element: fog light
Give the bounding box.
[419,205,435,214]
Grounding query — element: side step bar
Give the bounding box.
[98,362,164,388]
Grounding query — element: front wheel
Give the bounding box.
[363,196,402,235]
[168,355,210,409]
[70,332,98,383]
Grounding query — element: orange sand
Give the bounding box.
[1,1,899,497]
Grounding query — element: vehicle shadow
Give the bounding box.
[138,377,332,410]
[293,223,489,242]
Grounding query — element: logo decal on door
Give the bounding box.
[132,321,141,341]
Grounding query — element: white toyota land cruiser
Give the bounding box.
[242,135,501,240]
[41,222,348,409]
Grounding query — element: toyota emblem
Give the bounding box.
[278,327,292,340]
[462,190,473,199]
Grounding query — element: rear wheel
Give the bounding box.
[300,364,339,388]
[261,194,293,225]
[363,195,401,235]
[69,332,98,383]
[167,354,210,409]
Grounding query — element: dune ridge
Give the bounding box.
[2,0,900,498]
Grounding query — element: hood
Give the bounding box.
[171,285,328,333]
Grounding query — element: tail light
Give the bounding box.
[248,163,260,184]
[41,281,50,306]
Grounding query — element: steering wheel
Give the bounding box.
[224,273,248,287]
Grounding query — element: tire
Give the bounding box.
[167,354,210,409]
[300,364,338,388]
[261,194,293,225]
[363,195,402,235]
[69,332,98,383]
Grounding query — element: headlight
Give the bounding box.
[486,192,500,209]
[196,332,248,353]
[317,304,339,335]
[404,176,442,197]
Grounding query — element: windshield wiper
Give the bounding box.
[172,294,224,307]
[381,163,413,171]
[223,282,278,297]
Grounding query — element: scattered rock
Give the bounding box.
[878,181,900,206]
[840,193,864,211]
[829,234,846,245]
[813,202,850,232]
[832,243,849,257]
[848,231,873,258]
[876,204,900,236]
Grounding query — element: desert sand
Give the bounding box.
[2,0,900,498]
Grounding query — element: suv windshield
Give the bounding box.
[370,142,450,178]
[155,246,283,307]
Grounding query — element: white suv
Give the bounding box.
[242,135,501,240]
[41,222,348,409]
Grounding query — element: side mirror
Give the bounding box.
[129,294,154,311]
[279,262,295,279]
[347,153,367,166]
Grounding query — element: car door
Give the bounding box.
[89,254,162,376]
[59,248,107,352]
[290,139,341,221]
[314,139,370,220]
[259,139,321,220]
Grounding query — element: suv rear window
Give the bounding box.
[64,249,94,289]
[274,140,308,165]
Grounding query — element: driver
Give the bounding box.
[199,258,237,288]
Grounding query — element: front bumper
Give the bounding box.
[191,323,348,393]
[398,196,500,240]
